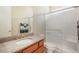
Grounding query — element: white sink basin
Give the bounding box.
[16,39,33,45]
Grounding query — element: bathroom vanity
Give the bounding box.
[0,36,46,53]
[16,39,45,53]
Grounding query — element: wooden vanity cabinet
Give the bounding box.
[23,43,38,53]
[38,40,44,47]
[34,46,45,53]
[33,39,45,53]
[16,39,46,53]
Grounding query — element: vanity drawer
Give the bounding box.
[38,40,44,47]
[23,43,38,53]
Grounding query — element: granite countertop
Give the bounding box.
[0,35,44,53]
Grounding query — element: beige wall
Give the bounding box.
[0,7,12,38]
[0,6,69,37]
[12,6,65,36]
[12,6,33,35]
[32,6,49,35]
[32,6,65,35]
[49,6,65,11]
[33,6,50,15]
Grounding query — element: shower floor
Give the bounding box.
[45,41,78,53]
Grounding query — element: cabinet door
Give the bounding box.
[34,46,45,53]
[23,43,38,53]
[39,40,44,47]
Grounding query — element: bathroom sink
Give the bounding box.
[16,39,33,45]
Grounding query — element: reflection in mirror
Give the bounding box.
[20,23,29,33]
